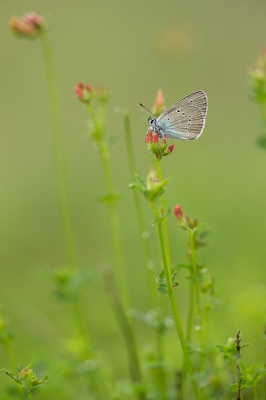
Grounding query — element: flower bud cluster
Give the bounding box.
[18,365,47,390]
[74,82,92,103]
[129,170,169,202]
[174,204,198,230]
[145,131,174,160]
[74,82,109,104]
[9,12,46,38]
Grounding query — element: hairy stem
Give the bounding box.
[155,159,171,268]
[149,200,201,400]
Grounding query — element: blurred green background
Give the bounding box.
[0,0,266,384]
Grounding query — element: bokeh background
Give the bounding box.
[1,0,266,386]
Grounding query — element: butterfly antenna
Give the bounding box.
[139,103,154,116]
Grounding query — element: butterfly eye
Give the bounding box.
[188,123,191,126]
[182,112,185,115]
[177,109,180,113]
[188,115,191,118]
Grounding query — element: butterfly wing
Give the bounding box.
[157,91,208,140]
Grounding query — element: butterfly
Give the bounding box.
[140,90,208,140]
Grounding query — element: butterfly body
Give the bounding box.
[146,91,208,141]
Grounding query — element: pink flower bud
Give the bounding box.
[163,143,174,156]
[74,87,83,99]
[24,12,44,27]
[76,82,84,90]
[145,130,153,143]
[174,204,183,220]
[151,133,159,143]
[85,84,92,92]
[9,12,45,38]
[74,82,92,102]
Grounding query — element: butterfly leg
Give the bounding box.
[158,127,166,139]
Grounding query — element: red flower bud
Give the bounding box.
[174,204,183,220]
[9,12,46,38]
[164,144,174,156]
[74,82,92,103]
[85,84,92,92]
[145,130,153,143]
[76,82,84,90]
[151,133,159,143]
[74,86,83,99]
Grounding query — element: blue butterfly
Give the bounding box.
[141,91,208,140]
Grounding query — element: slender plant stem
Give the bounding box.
[69,301,91,358]
[86,103,145,397]
[103,268,145,400]
[203,304,209,348]
[155,159,171,268]
[186,281,195,343]
[149,200,201,400]
[124,114,168,397]
[156,296,167,361]
[253,384,259,400]
[188,230,204,370]
[179,278,195,399]
[123,112,157,308]
[86,104,129,308]
[40,32,77,269]
[27,393,34,400]
[155,299,167,399]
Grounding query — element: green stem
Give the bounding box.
[27,393,34,400]
[155,300,167,400]
[253,384,259,400]
[86,104,129,308]
[40,32,77,269]
[103,268,145,400]
[179,279,195,399]
[69,301,91,358]
[149,201,201,400]
[186,281,195,343]
[188,230,204,370]
[123,112,157,308]
[155,159,170,268]
[203,304,209,348]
